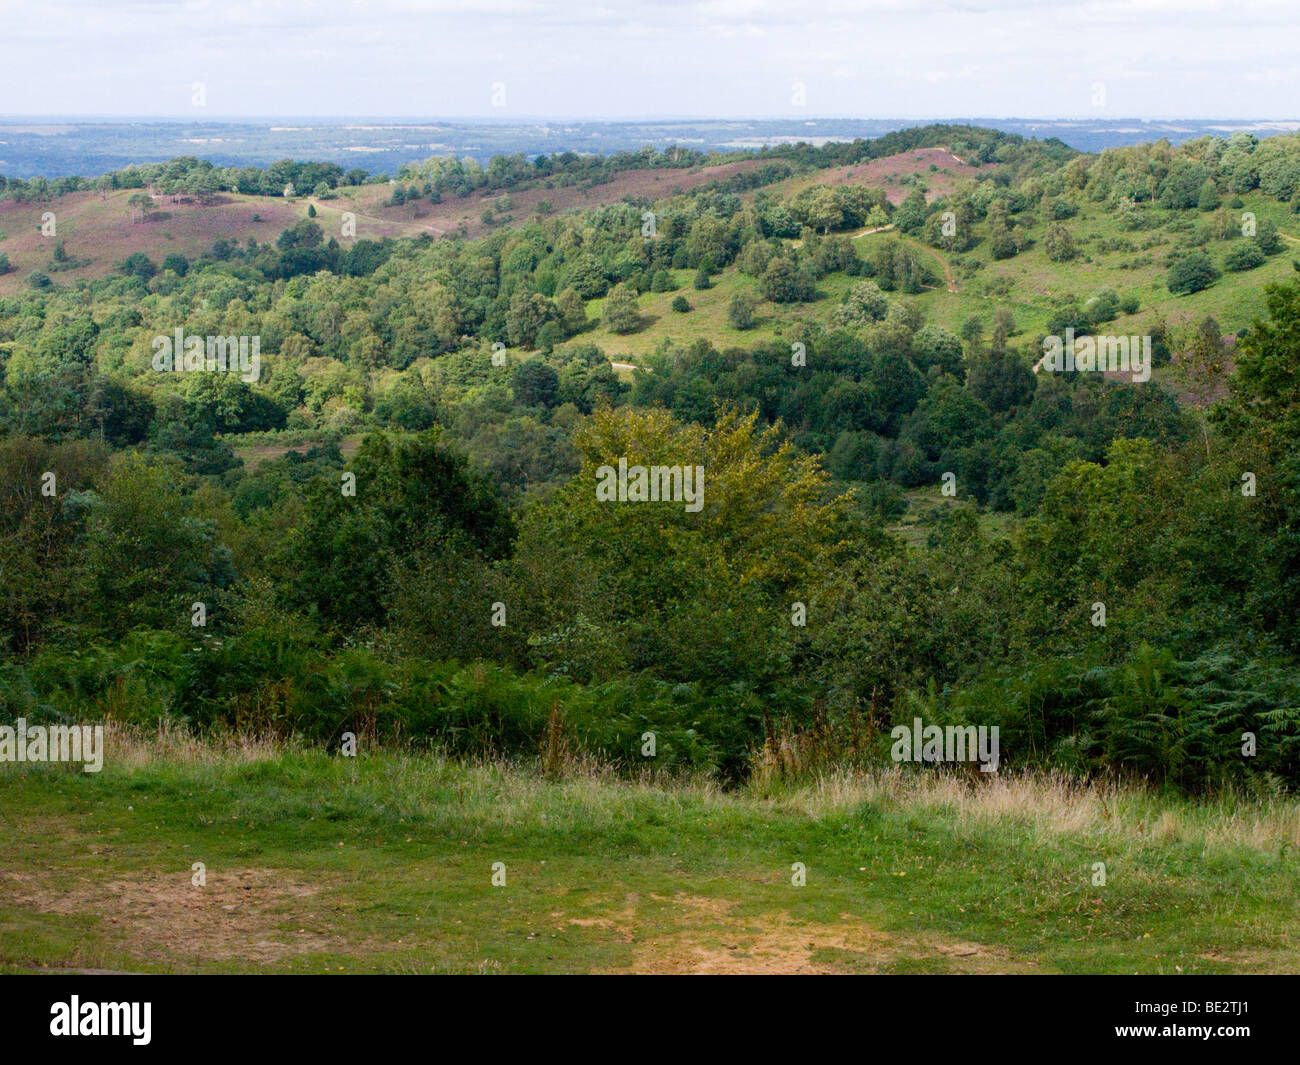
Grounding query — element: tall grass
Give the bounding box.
[88,726,1300,855]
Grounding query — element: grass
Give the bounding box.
[2,728,1298,974]
[885,485,1017,547]
[227,431,363,472]
[576,266,866,363]
[563,190,1300,368]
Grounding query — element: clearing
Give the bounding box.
[2,735,1297,974]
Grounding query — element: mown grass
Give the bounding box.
[2,730,1297,974]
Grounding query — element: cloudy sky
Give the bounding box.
[1,0,1295,119]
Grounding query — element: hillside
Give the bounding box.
[762,145,981,205]
[0,149,984,294]
[570,190,1300,363]
[6,120,1300,986]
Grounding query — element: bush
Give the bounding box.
[727,292,757,330]
[760,257,815,302]
[117,252,157,280]
[602,282,641,334]
[1256,218,1283,255]
[1044,223,1076,262]
[988,229,1021,261]
[1167,250,1220,295]
[834,280,889,326]
[671,295,691,313]
[1224,241,1266,272]
[951,648,1300,792]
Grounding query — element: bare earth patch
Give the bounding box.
[578,890,1038,974]
[1,867,349,965]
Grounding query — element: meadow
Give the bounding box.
[3,731,1298,975]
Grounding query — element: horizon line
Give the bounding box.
[2,114,1299,125]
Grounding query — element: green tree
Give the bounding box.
[508,408,852,703]
[1044,223,1076,262]
[1232,269,1300,419]
[77,453,236,635]
[565,254,608,299]
[556,287,588,335]
[1167,250,1220,295]
[506,290,553,349]
[282,431,515,630]
[728,291,758,330]
[116,252,157,280]
[602,282,641,334]
[514,361,561,408]
[1256,218,1283,255]
[760,257,815,303]
[834,280,889,326]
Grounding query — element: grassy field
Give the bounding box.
[564,190,1300,366]
[3,731,1298,974]
[226,431,363,472]
[883,485,1018,547]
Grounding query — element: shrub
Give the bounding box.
[1224,241,1266,272]
[760,257,815,302]
[1044,223,1076,262]
[602,282,641,334]
[1167,250,1219,295]
[727,292,757,330]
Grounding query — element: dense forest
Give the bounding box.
[3,124,1300,791]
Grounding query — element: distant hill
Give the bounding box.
[0,157,774,292]
[2,117,1298,178]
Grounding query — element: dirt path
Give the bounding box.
[307,198,449,239]
[932,248,959,293]
[849,223,896,240]
[2,867,351,967]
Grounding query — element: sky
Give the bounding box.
[0,0,1296,120]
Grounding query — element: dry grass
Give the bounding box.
[95,728,1300,853]
[107,720,292,768]
[762,765,1300,853]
